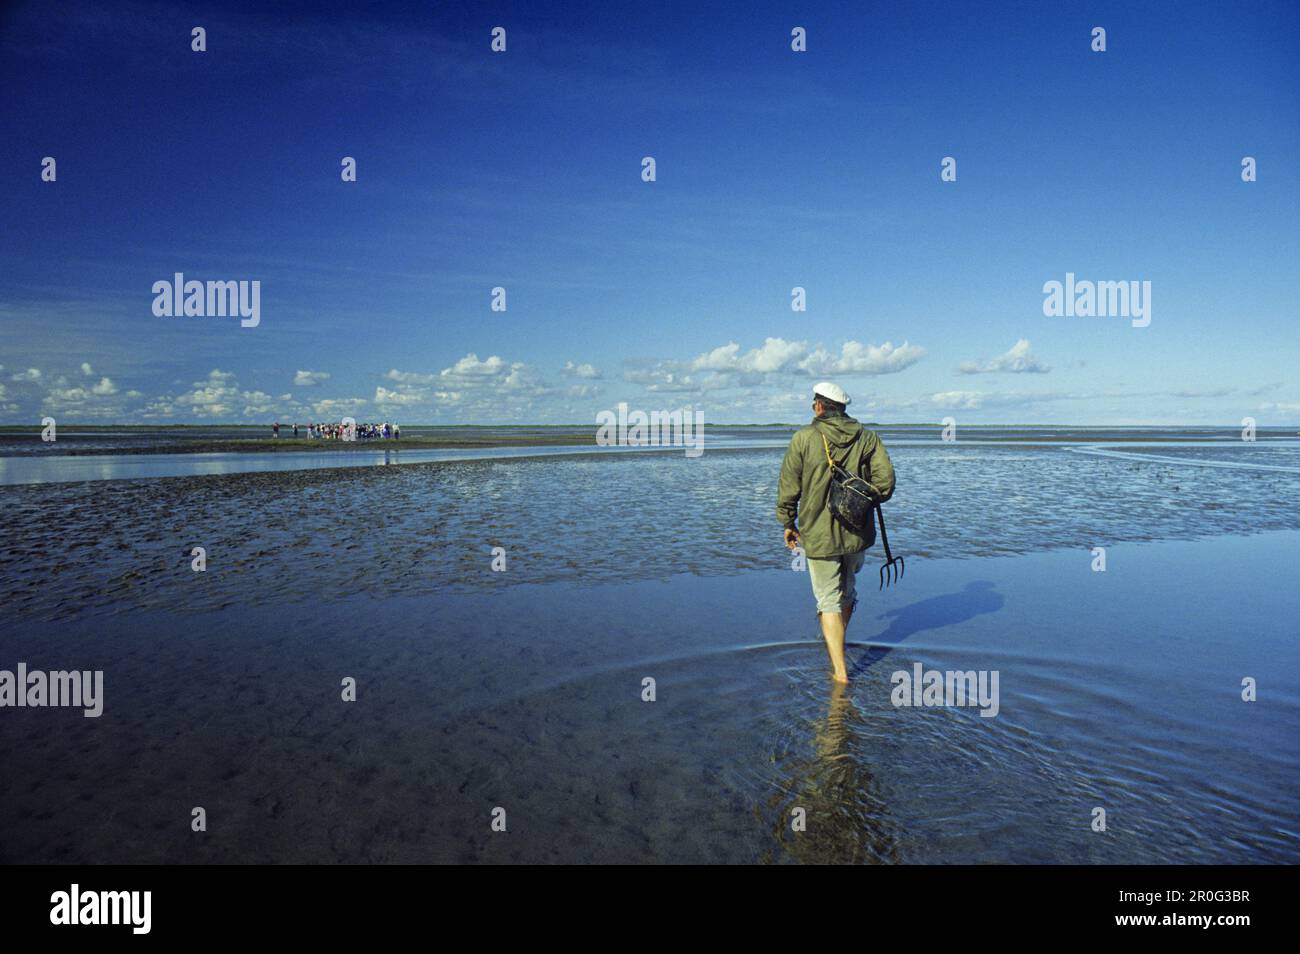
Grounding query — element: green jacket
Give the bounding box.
[776,413,896,557]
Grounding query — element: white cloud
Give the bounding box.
[689,342,741,372]
[373,385,425,406]
[691,337,809,374]
[562,361,602,379]
[957,339,1050,375]
[926,390,994,410]
[625,337,925,395]
[439,353,506,383]
[44,384,112,409]
[624,367,734,393]
[437,354,553,396]
[91,376,117,396]
[799,340,927,376]
[10,368,41,382]
[373,354,553,414]
[385,368,437,385]
[310,397,368,417]
[893,388,1080,413]
[158,370,276,419]
[502,363,550,394]
[294,370,331,386]
[80,362,93,375]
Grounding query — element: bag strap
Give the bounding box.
[820,430,864,473]
[820,432,834,469]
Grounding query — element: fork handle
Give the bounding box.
[876,503,894,561]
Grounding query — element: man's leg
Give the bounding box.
[841,551,865,632]
[818,608,849,684]
[809,557,850,683]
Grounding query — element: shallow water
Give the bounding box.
[1,536,1296,863]
[0,441,774,485]
[1,435,1297,863]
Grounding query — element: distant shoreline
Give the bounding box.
[2,435,602,456]
[2,422,1295,432]
[2,424,1298,457]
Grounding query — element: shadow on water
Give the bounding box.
[762,682,899,864]
[849,580,1005,677]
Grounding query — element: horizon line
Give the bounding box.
[3,422,1298,430]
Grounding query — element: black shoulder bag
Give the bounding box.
[820,432,875,534]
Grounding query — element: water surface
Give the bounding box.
[1,431,1297,863]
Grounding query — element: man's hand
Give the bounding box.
[783,527,800,550]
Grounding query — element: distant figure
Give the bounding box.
[272,422,280,438]
[777,383,895,684]
[292,423,298,438]
[393,422,400,440]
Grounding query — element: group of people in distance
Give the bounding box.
[271,421,401,441]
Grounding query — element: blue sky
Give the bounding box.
[2,0,1297,425]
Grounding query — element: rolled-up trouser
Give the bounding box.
[807,551,866,614]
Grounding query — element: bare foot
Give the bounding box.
[832,671,849,685]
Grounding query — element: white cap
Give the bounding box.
[813,381,851,406]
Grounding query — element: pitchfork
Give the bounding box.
[876,502,904,589]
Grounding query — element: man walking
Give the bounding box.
[777,383,895,683]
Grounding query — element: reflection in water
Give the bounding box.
[759,583,1005,862]
[763,683,898,864]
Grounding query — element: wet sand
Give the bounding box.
[3,442,1299,623]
